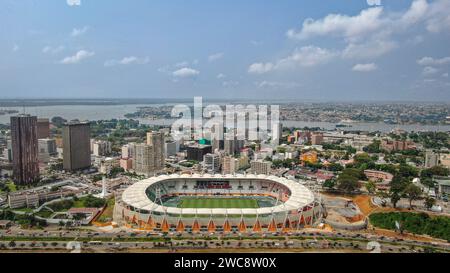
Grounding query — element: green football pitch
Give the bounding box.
[178,198,259,209]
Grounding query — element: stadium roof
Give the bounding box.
[121,174,315,215]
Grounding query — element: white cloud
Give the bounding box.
[352,63,378,72]
[60,50,94,64]
[342,39,397,59]
[287,1,435,42]
[417,56,450,66]
[174,61,189,68]
[104,56,150,67]
[208,52,224,62]
[442,73,449,78]
[249,46,337,74]
[422,66,439,76]
[287,7,384,41]
[285,0,450,61]
[256,81,301,89]
[12,44,19,52]
[426,0,450,33]
[367,0,381,6]
[71,26,89,37]
[172,67,200,78]
[42,46,65,54]
[217,73,226,79]
[67,0,81,6]
[278,46,337,68]
[248,62,275,74]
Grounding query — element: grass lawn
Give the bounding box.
[96,198,115,223]
[7,182,17,192]
[35,209,54,219]
[178,198,259,209]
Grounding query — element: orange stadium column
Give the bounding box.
[207,219,216,233]
[253,219,262,233]
[192,220,200,233]
[238,219,246,233]
[161,218,170,233]
[299,215,305,226]
[267,218,277,233]
[145,216,154,231]
[223,219,232,233]
[176,219,185,233]
[131,215,138,225]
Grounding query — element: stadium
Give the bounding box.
[113,174,322,233]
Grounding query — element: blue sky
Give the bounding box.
[0,0,449,101]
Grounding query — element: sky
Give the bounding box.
[0,0,450,101]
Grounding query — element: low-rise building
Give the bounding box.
[381,140,416,152]
[364,170,394,183]
[120,158,133,171]
[0,220,12,229]
[300,151,318,164]
[434,176,450,197]
[250,160,272,175]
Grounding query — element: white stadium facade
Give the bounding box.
[113,174,323,233]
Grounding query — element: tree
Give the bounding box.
[404,184,422,209]
[365,181,376,194]
[337,176,359,193]
[421,166,449,179]
[424,197,436,210]
[363,140,382,154]
[323,179,335,190]
[327,163,343,172]
[398,164,419,179]
[390,191,401,208]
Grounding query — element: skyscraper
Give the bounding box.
[63,122,91,171]
[147,131,165,169]
[10,115,39,185]
[133,131,165,176]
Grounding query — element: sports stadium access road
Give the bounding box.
[1,228,449,253]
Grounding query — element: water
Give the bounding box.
[1,104,449,133]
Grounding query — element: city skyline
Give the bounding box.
[1,0,450,101]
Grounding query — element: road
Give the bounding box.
[1,227,448,253]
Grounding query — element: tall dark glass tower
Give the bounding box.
[10,115,40,185]
[63,122,91,171]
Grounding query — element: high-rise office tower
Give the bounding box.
[271,122,283,145]
[134,144,154,176]
[63,122,91,171]
[37,118,50,139]
[11,115,40,185]
[147,131,165,170]
[133,131,165,176]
